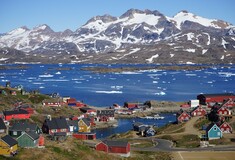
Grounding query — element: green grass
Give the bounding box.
[175,134,200,148]
[194,117,210,130]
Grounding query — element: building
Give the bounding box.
[0,135,18,156]
[96,140,130,157]
[80,107,96,115]
[124,102,140,110]
[78,118,91,132]
[220,122,232,133]
[217,106,232,116]
[177,110,191,123]
[197,93,235,105]
[42,117,69,141]
[221,98,235,108]
[206,123,222,140]
[0,118,7,134]
[96,109,115,122]
[3,109,30,121]
[42,99,63,107]
[190,106,207,117]
[73,132,96,140]
[17,131,41,148]
[15,104,34,114]
[67,120,79,134]
[8,122,41,137]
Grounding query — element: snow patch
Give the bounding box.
[202,49,208,54]
[222,38,229,49]
[184,49,195,53]
[221,55,225,60]
[146,54,159,63]
[170,54,175,58]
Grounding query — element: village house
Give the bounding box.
[96,140,130,157]
[124,102,141,110]
[10,90,17,96]
[176,110,191,123]
[73,132,96,140]
[17,131,44,148]
[133,122,148,132]
[0,118,7,134]
[8,121,42,137]
[217,106,232,116]
[15,104,34,115]
[3,109,30,121]
[78,118,91,132]
[206,123,222,140]
[221,98,235,108]
[80,107,96,115]
[42,98,64,107]
[42,116,69,141]
[96,109,115,122]
[197,93,235,105]
[190,106,207,117]
[220,122,233,133]
[67,120,79,134]
[0,135,18,156]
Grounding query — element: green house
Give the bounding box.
[206,123,222,140]
[17,131,39,148]
[9,122,42,137]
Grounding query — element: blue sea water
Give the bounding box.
[0,64,234,107]
[95,113,176,139]
[1,64,234,138]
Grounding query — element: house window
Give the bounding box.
[51,129,57,133]
[13,131,17,135]
[217,132,220,136]
[213,127,217,131]
[224,111,227,114]
[60,129,67,132]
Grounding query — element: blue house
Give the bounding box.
[206,123,222,140]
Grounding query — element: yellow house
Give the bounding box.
[78,118,91,132]
[0,135,18,156]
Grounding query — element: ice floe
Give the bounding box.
[95,91,123,94]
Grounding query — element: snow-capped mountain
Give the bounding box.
[0,9,235,64]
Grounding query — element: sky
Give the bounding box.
[1,0,235,33]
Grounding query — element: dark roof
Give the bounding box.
[0,118,6,130]
[79,118,90,126]
[45,117,69,130]
[9,122,38,132]
[102,140,128,147]
[80,107,96,112]
[198,93,235,97]
[97,109,115,116]
[54,132,67,136]
[67,120,78,126]
[1,135,18,147]
[206,123,219,132]
[3,109,29,115]
[24,131,39,140]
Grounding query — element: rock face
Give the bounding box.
[0,9,235,64]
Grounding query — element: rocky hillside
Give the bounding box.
[0,9,235,64]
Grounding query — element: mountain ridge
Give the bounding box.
[0,9,235,64]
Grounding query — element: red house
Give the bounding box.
[15,104,34,114]
[177,110,191,123]
[124,102,139,109]
[96,140,130,157]
[73,132,96,140]
[42,99,64,107]
[222,98,235,108]
[96,109,115,122]
[217,107,232,116]
[220,122,232,133]
[191,106,207,117]
[42,117,69,141]
[197,93,235,105]
[3,109,30,121]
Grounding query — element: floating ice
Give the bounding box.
[39,74,54,78]
[95,91,123,94]
[155,91,166,96]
